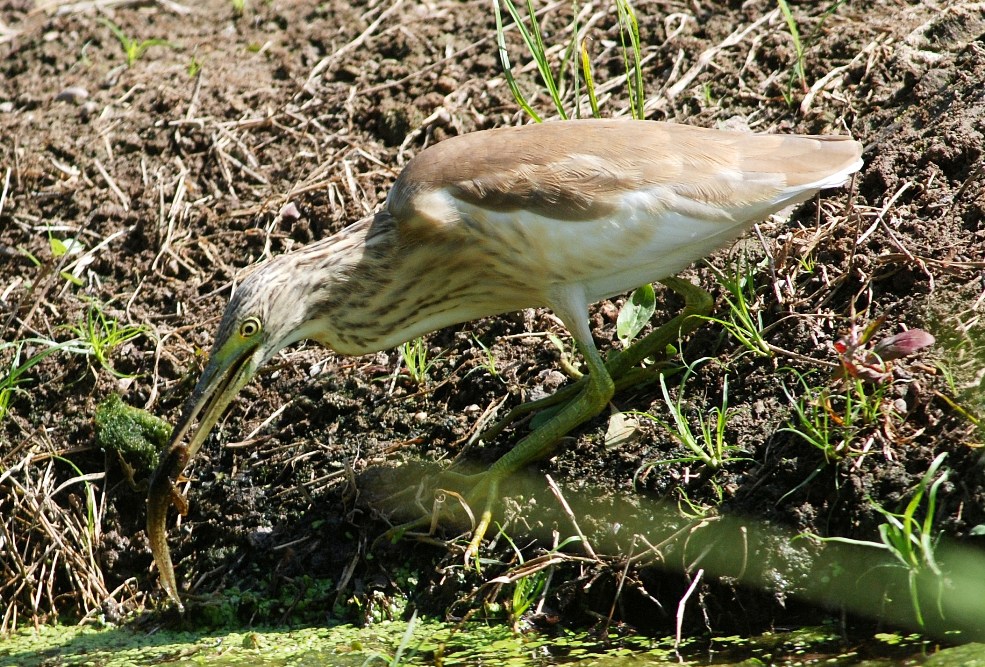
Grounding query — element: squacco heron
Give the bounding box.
[148,118,863,605]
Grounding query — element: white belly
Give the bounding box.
[459,193,756,305]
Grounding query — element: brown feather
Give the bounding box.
[388,119,862,222]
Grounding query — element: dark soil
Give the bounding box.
[2,0,984,641]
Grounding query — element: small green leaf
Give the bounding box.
[49,236,68,257]
[60,271,84,286]
[616,284,655,347]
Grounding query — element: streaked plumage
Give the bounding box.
[148,119,863,604]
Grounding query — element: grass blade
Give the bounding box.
[615,0,645,118]
[580,40,600,117]
[494,0,543,122]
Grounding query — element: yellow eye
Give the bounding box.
[239,317,261,338]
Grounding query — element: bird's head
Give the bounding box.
[147,239,359,605]
[166,258,316,461]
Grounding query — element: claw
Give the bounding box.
[463,474,500,565]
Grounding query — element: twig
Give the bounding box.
[675,568,703,648]
[545,474,598,559]
[303,0,406,89]
[0,168,10,221]
[43,0,191,15]
[856,181,912,247]
[604,536,636,634]
[873,255,985,271]
[752,222,783,304]
[764,341,839,369]
[946,159,985,218]
[62,228,127,283]
[0,19,19,45]
[358,0,566,98]
[450,394,509,460]
[800,39,878,115]
[93,159,131,211]
[660,9,779,103]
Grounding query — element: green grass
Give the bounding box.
[636,359,745,471]
[1,301,148,425]
[702,258,773,359]
[780,368,890,463]
[578,39,600,117]
[615,0,645,119]
[781,370,845,463]
[100,18,174,67]
[493,0,559,122]
[399,337,437,385]
[774,0,851,104]
[494,0,645,121]
[493,524,582,630]
[187,56,202,77]
[471,334,500,378]
[776,0,807,102]
[781,377,844,462]
[3,239,149,422]
[60,300,149,377]
[803,453,948,629]
[0,340,70,423]
[0,335,112,424]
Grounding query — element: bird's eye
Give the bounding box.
[239,317,261,338]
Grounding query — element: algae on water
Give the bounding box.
[95,393,171,473]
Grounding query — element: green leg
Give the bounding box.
[384,279,713,558]
[459,278,713,558]
[477,277,713,443]
[462,334,614,559]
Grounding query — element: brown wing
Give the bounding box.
[386,118,862,225]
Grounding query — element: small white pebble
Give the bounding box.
[538,369,568,390]
[279,201,301,222]
[79,100,100,120]
[56,86,90,103]
[103,64,125,88]
[463,404,480,414]
[413,411,428,423]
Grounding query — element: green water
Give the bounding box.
[1,620,981,666]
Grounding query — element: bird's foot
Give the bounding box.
[380,466,506,565]
[457,470,501,563]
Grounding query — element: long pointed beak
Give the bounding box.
[168,338,262,462]
[147,336,261,604]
